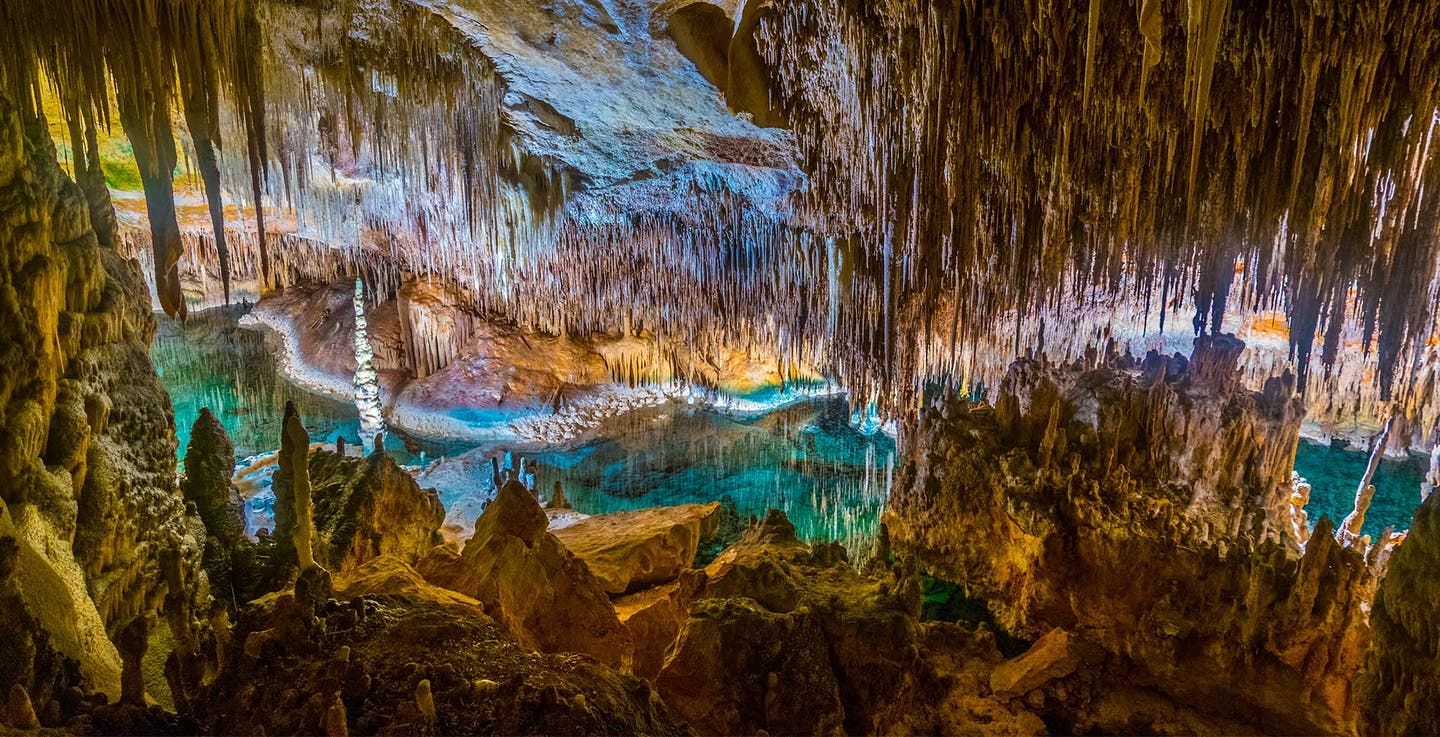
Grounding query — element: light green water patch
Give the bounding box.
[529,396,896,561]
[1296,439,1430,538]
[153,307,360,463]
[152,307,464,467]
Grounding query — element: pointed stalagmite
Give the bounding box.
[6,684,38,730]
[282,403,318,571]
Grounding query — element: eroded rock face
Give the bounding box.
[552,502,720,594]
[308,447,445,575]
[615,570,707,681]
[887,339,1373,734]
[195,556,690,736]
[420,481,633,669]
[0,95,205,706]
[655,510,1045,736]
[1359,492,1440,736]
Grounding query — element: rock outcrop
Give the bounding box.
[552,502,721,594]
[420,480,634,669]
[615,571,707,681]
[0,94,206,710]
[307,447,445,575]
[887,338,1374,734]
[195,556,690,736]
[655,509,1045,736]
[1359,491,1440,736]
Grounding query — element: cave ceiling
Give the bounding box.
[1,0,1438,424]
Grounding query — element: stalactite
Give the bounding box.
[753,0,1440,409]
[0,0,268,317]
[12,0,1440,421]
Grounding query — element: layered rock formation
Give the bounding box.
[420,480,634,669]
[0,95,206,710]
[552,502,721,594]
[887,337,1375,734]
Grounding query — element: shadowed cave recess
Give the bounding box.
[2,0,1440,735]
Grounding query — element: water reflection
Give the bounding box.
[153,307,360,463]
[1296,439,1430,538]
[154,308,894,559]
[528,397,896,562]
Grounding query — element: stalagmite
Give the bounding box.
[5,684,38,730]
[283,406,317,571]
[1423,442,1440,501]
[1341,416,1393,546]
[352,279,386,453]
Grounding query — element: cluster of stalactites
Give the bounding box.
[0,0,270,317]
[753,0,1440,406]
[228,0,517,270]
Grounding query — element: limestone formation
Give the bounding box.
[193,555,690,736]
[551,502,721,594]
[657,509,1044,736]
[181,409,247,550]
[1359,492,1440,736]
[307,448,445,575]
[419,480,633,669]
[887,339,1374,734]
[0,94,204,706]
[614,570,707,681]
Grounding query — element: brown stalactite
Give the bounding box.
[114,72,188,319]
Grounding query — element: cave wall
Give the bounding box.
[0,95,204,705]
[1359,491,1440,735]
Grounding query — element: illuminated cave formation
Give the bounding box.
[1,0,1439,735]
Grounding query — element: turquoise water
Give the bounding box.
[1296,439,1430,539]
[158,308,1419,554]
[152,308,464,466]
[153,308,361,462]
[528,397,896,559]
[152,308,895,557]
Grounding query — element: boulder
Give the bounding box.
[334,554,486,611]
[420,481,632,669]
[615,570,706,681]
[989,628,1099,698]
[553,502,721,594]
